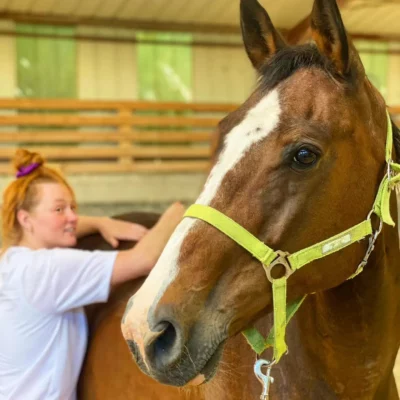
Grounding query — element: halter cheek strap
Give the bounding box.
[184,110,399,363]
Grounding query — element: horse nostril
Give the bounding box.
[154,322,177,356]
[146,321,181,370]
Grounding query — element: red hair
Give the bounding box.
[1,149,75,250]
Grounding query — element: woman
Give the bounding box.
[0,149,185,400]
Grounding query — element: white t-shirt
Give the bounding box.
[0,246,117,400]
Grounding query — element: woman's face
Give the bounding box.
[24,182,78,249]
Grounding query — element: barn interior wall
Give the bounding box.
[2,23,400,218]
[77,26,138,100]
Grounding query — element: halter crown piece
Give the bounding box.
[184,111,400,388]
[16,162,42,178]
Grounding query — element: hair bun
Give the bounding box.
[13,149,45,173]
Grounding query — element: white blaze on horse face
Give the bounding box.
[121,218,193,362]
[197,89,281,205]
[122,89,281,349]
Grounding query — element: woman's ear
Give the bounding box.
[17,209,33,233]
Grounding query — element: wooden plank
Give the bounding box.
[116,0,152,20]
[194,0,228,25]
[0,131,213,143]
[56,0,81,15]
[130,146,211,158]
[0,98,237,112]
[0,0,10,11]
[61,161,210,174]
[0,146,211,159]
[74,0,104,17]
[118,108,133,165]
[0,161,210,175]
[94,0,127,18]
[0,114,123,126]
[0,114,222,127]
[389,106,400,114]
[1,110,397,127]
[153,0,186,21]
[0,11,243,34]
[7,0,32,13]
[32,0,58,14]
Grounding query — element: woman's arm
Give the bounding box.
[77,216,148,247]
[76,215,99,238]
[110,203,185,286]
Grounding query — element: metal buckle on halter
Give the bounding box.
[387,159,394,188]
[352,211,383,278]
[254,358,276,400]
[387,159,400,190]
[264,251,293,283]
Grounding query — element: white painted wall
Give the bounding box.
[77,26,138,100]
[0,20,16,98]
[387,42,400,107]
[193,37,256,103]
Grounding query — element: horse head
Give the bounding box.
[121,0,395,387]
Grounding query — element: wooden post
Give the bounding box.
[118,107,133,167]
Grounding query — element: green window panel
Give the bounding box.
[137,32,193,102]
[356,40,389,99]
[16,24,76,99]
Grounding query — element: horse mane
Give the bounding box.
[216,43,400,165]
[258,44,337,91]
[392,119,400,163]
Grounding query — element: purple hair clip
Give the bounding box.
[16,162,41,178]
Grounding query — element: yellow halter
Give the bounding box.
[184,111,400,363]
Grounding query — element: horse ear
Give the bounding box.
[311,0,363,78]
[240,0,287,71]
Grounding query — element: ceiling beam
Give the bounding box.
[0,11,244,34]
[0,5,399,44]
[0,28,396,51]
[0,28,243,47]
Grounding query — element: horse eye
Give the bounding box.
[293,148,318,168]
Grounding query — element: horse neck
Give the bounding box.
[277,197,400,399]
[203,199,400,400]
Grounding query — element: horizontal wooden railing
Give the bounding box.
[0,99,237,174]
[390,106,400,123]
[1,99,400,175]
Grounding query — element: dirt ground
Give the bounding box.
[396,352,400,389]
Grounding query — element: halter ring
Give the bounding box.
[264,251,293,283]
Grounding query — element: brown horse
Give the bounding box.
[121,0,400,399]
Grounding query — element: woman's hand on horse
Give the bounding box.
[96,217,149,248]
